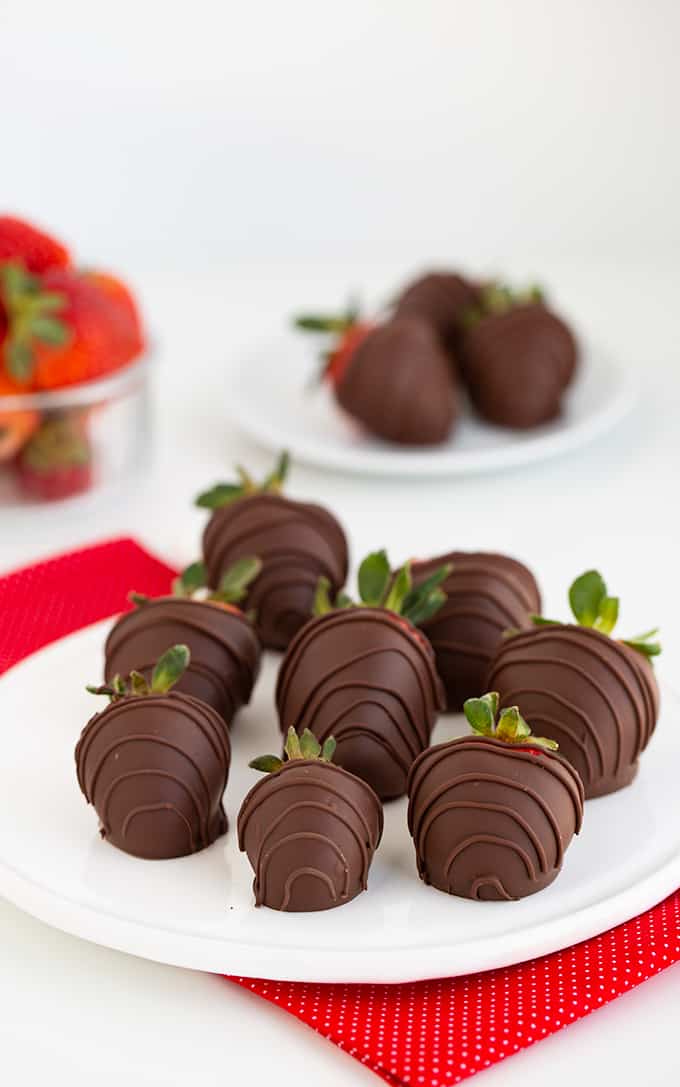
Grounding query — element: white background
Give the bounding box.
[1,3,679,1086]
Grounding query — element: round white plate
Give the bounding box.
[0,621,676,984]
[228,334,635,477]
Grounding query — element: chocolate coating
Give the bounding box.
[75,691,230,859]
[276,607,445,800]
[202,493,348,651]
[462,304,578,428]
[408,735,583,900]
[487,625,659,798]
[393,271,480,357]
[238,759,383,911]
[337,318,458,446]
[104,597,261,725]
[412,552,541,711]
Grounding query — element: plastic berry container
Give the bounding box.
[0,355,151,507]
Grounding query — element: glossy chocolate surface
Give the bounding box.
[238,759,383,911]
[337,318,458,446]
[487,625,659,798]
[412,552,540,711]
[202,493,348,651]
[276,607,445,800]
[408,735,583,900]
[75,691,231,859]
[462,304,578,428]
[104,597,261,725]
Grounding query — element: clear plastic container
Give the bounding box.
[0,357,151,506]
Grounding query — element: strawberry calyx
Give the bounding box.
[87,644,190,701]
[313,549,450,629]
[171,555,262,610]
[19,413,90,472]
[0,262,70,384]
[463,691,558,752]
[461,280,544,329]
[249,726,337,774]
[293,298,371,385]
[529,570,661,660]
[195,450,289,510]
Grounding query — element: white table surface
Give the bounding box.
[1,259,679,1085]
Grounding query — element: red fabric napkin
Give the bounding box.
[1,538,678,1087]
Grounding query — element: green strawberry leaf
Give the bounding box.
[334,590,354,609]
[299,729,321,759]
[30,315,69,346]
[249,754,284,773]
[313,576,334,616]
[358,550,391,606]
[173,560,207,597]
[496,706,531,743]
[594,595,619,635]
[463,696,496,736]
[531,615,560,626]
[284,727,303,760]
[216,556,262,603]
[130,670,149,696]
[150,644,190,693]
[383,561,412,615]
[569,570,607,627]
[404,588,447,627]
[321,737,337,762]
[195,483,244,509]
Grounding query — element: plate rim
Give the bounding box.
[228,344,637,478]
[0,621,677,983]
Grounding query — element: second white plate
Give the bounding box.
[228,333,635,477]
[0,621,677,983]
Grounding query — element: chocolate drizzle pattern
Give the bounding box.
[337,318,459,446]
[276,608,445,800]
[412,552,540,711]
[487,625,659,798]
[407,736,583,901]
[75,691,231,859]
[238,759,383,911]
[202,493,348,651]
[104,597,261,725]
[461,303,578,429]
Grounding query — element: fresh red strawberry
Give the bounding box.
[0,216,70,273]
[15,412,92,501]
[1,264,143,389]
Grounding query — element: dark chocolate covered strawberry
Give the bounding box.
[295,306,458,446]
[276,550,449,800]
[487,570,660,798]
[238,726,383,912]
[195,451,348,651]
[76,645,231,859]
[460,282,578,429]
[104,558,262,725]
[408,691,583,901]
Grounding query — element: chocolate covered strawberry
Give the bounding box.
[295,306,458,446]
[276,550,449,800]
[238,727,383,912]
[460,282,578,429]
[77,645,231,859]
[487,570,660,798]
[104,558,262,726]
[408,691,583,901]
[196,451,348,651]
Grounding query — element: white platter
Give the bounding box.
[0,621,677,984]
[228,334,636,478]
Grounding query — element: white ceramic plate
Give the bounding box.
[228,334,635,477]
[0,621,676,984]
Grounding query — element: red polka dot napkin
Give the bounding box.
[1,538,678,1087]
